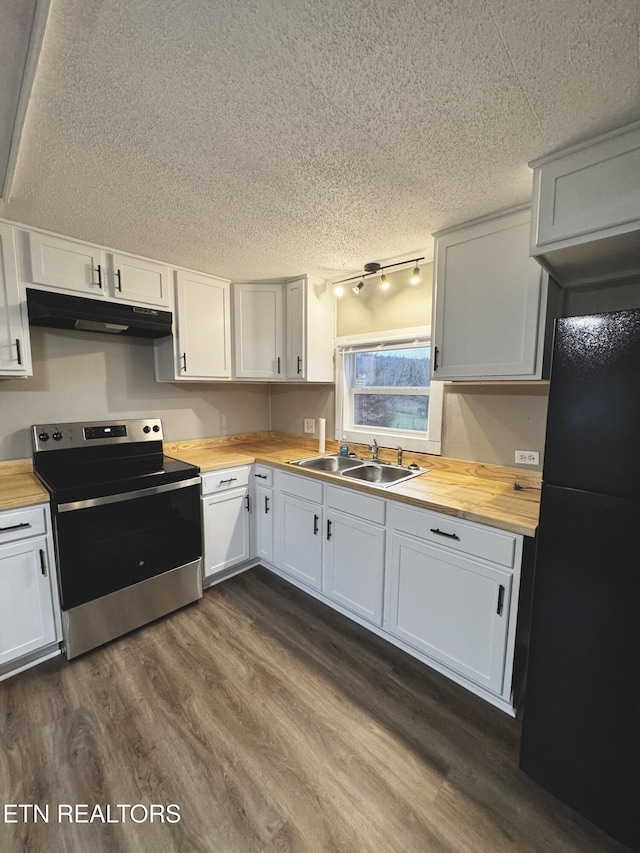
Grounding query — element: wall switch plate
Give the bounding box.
[303,418,315,434]
[515,450,540,465]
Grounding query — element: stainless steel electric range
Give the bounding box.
[32,418,202,659]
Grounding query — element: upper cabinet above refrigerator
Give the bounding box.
[529,120,640,288]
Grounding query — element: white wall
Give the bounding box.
[0,327,270,459]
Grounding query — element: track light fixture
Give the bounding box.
[333,256,425,297]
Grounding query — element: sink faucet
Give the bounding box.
[369,439,379,461]
[396,445,403,466]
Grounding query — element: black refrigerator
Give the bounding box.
[520,309,640,851]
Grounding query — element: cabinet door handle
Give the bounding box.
[313,514,319,535]
[264,495,270,514]
[219,477,238,485]
[276,356,281,375]
[0,522,31,534]
[115,268,123,291]
[181,352,187,372]
[297,355,302,374]
[433,346,439,372]
[254,473,268,479]
[245,494,251,512]
[430,527,460,541]
[15,338,22,365]
[39,549,47,577]
[497,584,505,616]
[95,263,103,288]
[326,519,332,541]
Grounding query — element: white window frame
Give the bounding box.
[335,326,443,454]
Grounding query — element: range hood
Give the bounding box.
[26,289,172,339]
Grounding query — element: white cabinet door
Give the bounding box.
[255,484,274,563]
[202,487,251,579]
[387,533,512,694]
[0,225,31,376]
[432,208,545,380]
[233,283,283,378]
[323,512,385,626]
[28,232,106,296]
[286,277,305,379]
[175,270,231,379]
[0,537,57,666]
[110,253,170,308]
[276,492,323,590]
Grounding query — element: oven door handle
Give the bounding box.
[56,476,201,513]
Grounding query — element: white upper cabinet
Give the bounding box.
[233,282,283,379]
[530,120,640,287]
[0,224,31,376]
[432,207,549,381]
[28,232,106,297]
[26,231,170,309]
[109,253,170,307]
[155,269,231,381]
[233,275,335,382]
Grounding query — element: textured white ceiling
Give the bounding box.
[1,0,639,281]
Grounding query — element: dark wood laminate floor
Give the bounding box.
[0,566,629,853]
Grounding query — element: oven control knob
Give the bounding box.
[152,425,160,432]
[52,431,63,441]
[143,425,151,434]
[38,431,50,442]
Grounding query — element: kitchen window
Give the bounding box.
[336,328,443,454]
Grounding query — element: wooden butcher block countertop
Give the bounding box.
[0,432,541,537]
[166,432,542,538]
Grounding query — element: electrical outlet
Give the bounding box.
[515,450,540,465]
[303,418,315,434]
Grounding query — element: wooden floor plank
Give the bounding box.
[0,566,630,852]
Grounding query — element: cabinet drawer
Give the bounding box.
[326,485,386,525]
[392,504,515,568]
[277,471,323,504]
[201,466,251,495]
[0,505,47,544]
[252,465,274,487]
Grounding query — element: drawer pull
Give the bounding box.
[39,549,47,577]
[219,477,238,485]
[254,473,268,479]
[0,522,31,534]
[497,584,505,616]
[430,527,460,541]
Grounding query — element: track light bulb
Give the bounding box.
[380,273,390,291]
[410,264,421,285]
[334,284,345,298]
[352,280,365,295]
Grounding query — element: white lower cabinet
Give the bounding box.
[0,504,60,672]
[274,472,323,590]
[323,485,385,626]
[201,467,251,581]
[252,466,274,563]
[387,533,512,694]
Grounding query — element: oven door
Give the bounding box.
[53,480,202,610]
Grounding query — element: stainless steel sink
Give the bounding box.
[288,454,427,487]
[340,463,423,486]
[288,454,361,473]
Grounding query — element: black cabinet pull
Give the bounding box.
[264,495,270,514]
[326,519,332,541]
[497,584,505,616]
[0,522,31,534]
[297,355,302,374]
[313,514,319,535]
[39,549,47,577]
[219,477,237,485]
[245,494,250,512]
[95,263,103,288]
[276,356,281,375]
[115,268,123,291]
[433,346,439,372]
[430,527,460,541]
[254,473,268,479]
[181,352,187,372]
[15,338,22,365]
